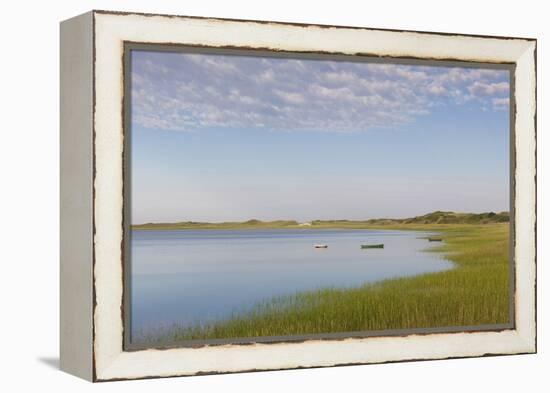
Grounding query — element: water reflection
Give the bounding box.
[131,229,453,333]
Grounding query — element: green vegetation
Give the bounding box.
[138,222,510,344]
[132,218,300,230]
[132,211,509,230]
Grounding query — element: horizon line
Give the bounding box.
[131,210,510,226]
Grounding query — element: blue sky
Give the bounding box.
[130,50,510,224]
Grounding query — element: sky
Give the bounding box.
[130,50,511,224]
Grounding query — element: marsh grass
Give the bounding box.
[137,223,510,344]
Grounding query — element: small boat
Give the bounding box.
[428,237,443,242]
[361,244,384,249]
[314,244,328,249]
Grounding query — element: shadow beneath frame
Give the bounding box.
[37,357,60,370]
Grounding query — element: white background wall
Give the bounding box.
[0,0,546,391]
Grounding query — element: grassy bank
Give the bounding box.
[138,223,510,344]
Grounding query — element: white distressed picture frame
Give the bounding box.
[60,10,536,382]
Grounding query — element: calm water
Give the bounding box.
[130,229,453,335]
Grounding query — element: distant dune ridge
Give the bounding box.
[361,211,510,225]
[132,211,510,230]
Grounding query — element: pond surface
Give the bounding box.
[130,229,453,336]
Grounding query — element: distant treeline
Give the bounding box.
[132,211,509,230]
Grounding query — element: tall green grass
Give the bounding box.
[138,224,510,344]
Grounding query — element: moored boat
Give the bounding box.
[428,237,443,242]
[361,244,384,249]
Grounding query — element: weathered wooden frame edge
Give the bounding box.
[60,10,537,382]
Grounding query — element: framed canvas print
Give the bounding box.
[60,10,537,382]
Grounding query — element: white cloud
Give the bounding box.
[427,83,447,96]
[273,89,305,105]
[468,81,509,97]
[131,52,510,132]
[492,97,510,111]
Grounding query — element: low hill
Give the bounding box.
[132,211,509,230]
[367,211,510,225]
[133,219,299,230]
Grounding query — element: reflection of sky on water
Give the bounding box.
[130,229,453,334]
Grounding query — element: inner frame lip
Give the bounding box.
[121,41,516,351]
